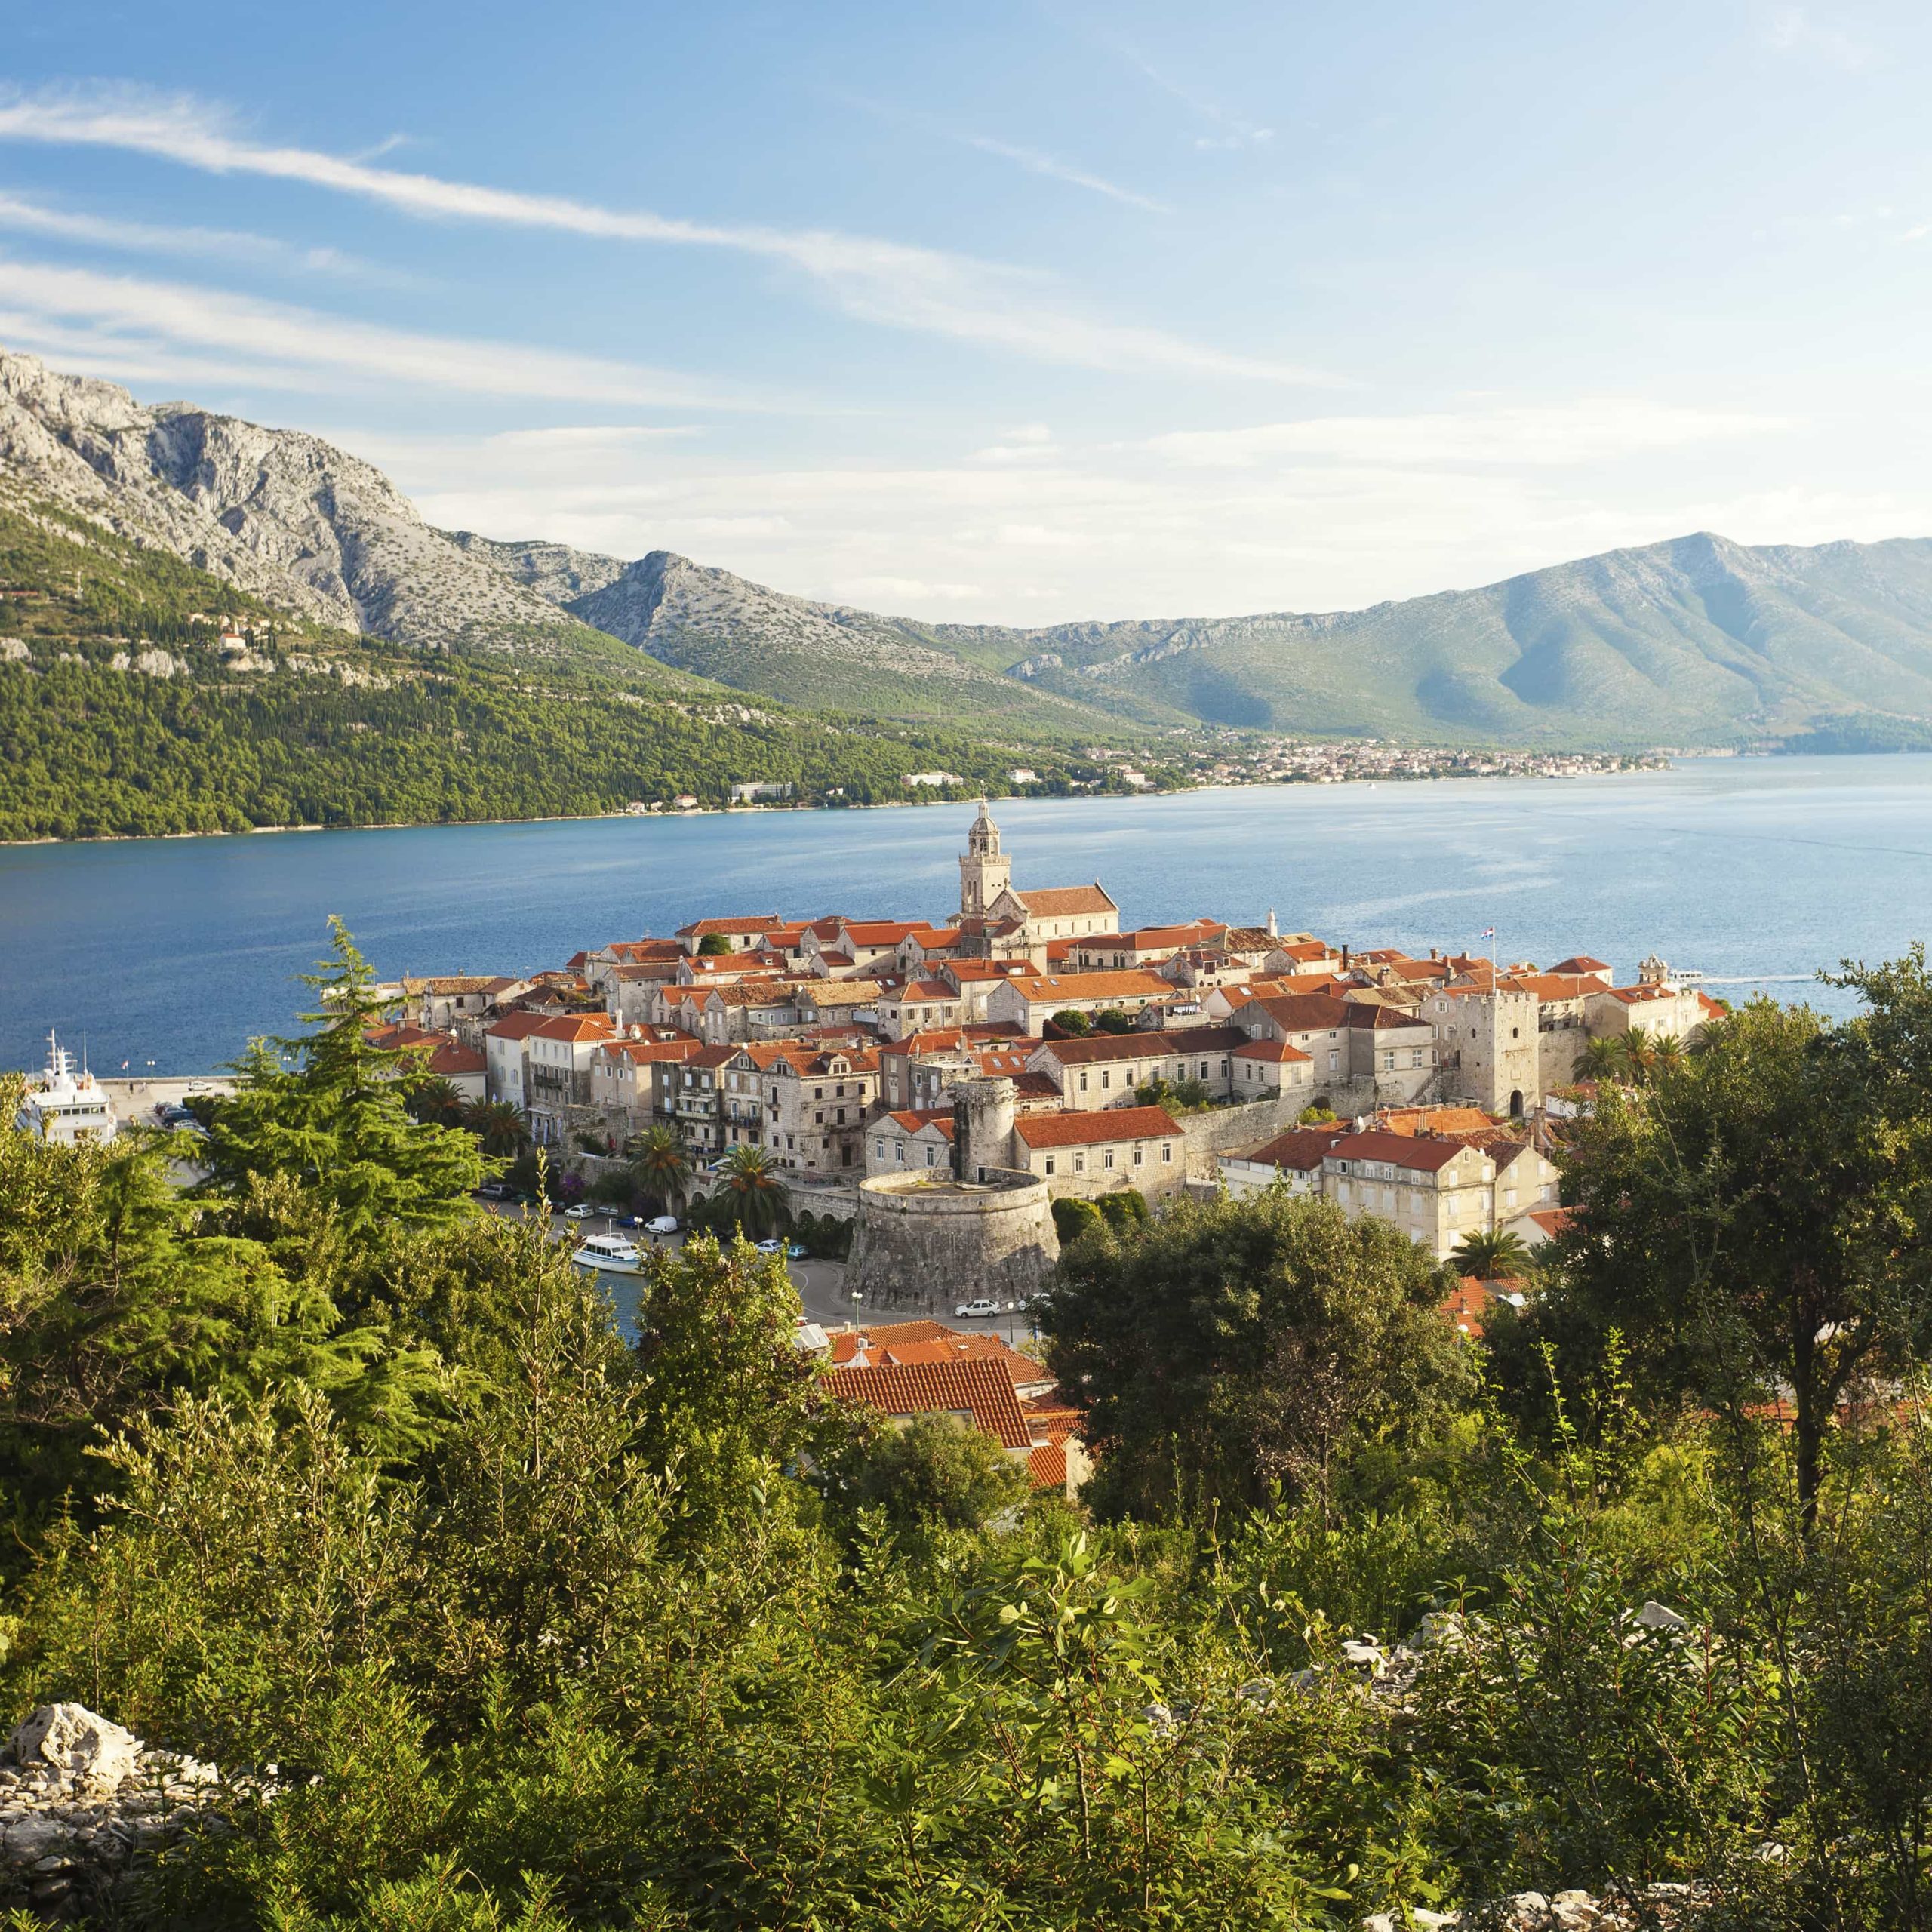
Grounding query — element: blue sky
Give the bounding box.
[0,2,1927,621]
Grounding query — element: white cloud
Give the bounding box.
[379,405,1826,624]
[1138,400,1790,469]
[0,188,401,281]
[1764,6,1872,69]
[964,137,1167,211]
[0,255,774,408]
[0,84,1331,384]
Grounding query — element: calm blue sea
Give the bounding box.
[2,755,1925,1074]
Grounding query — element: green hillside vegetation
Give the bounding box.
[0,502,1163,841]
[7,935,1932,1924]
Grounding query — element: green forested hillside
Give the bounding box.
[0,501,1137,841]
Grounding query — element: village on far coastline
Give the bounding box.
[10,798,1733,1501]
[629,737,1664,816]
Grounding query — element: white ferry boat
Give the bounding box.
[17,1033,118,1146]
[571,1233,643,1275]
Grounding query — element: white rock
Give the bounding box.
[1631,1601,1689,1634]
[8,1705,142,1788]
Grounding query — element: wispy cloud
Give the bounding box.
[1103,36,1274,150]
[1764,6,1872,70]
[0,84,1327,383]
[963,136,1167,211]
[0,187,402,281]
[1137,400,1790,469]
[0,255,775,408]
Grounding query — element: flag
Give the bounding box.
[1480,927,1495,940]
[120,1059,128,1069]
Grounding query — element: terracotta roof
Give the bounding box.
[424,1042,485,1075]
[1232,1038,1314,1063]
[675,914,786,938]
[1236,1128,1343,1173]
[885,1109,955,1134]
[1100,920,1224,951]
[531,1014,617,1043]
[1441,1278,1494,1337]
[397,974,499,995]
[1028,1444,1069,1491]
[1378,1106,1497,1136]
[597,1038,703,1066]
[1551,955,1611,974]
[1010,970,1173,1003]
[1014,1104,1180,1149]
[1326,1129,1484,1174]
[1524,1207,1571,1236]
[1011,883,1118,918]
[823,1358,1032,1450]
[485,1012,552,1041]
[1275,939,1335,964]
[603,939,684,963]
[945,959,1033,981]
[797,981,882,1006]
[1038,1025,1244,1065]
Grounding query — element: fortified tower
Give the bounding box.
[952,1075,1018,1182]
[958,798,1012,921]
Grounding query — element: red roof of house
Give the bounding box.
[531,1014,618,1043]
[1232,1037,1314,1063]
[1276,939,1335,964]
[1237,1128,1343,1173]
[1014,1104,1180,1149]
[1327,1129,1484,1174]
[485,1011,552,1041]
[1441,1278,1494,1337]
[1551,955,1611,974]
[1379,1106,1498,1136]
[675,914,787,938]
[1038,1025,1244,1065]
[823,1358,1032,1450]
[1013,884,1118,918]
[428,1041,486,1075]
[1010,970,1173,1003]
[1028,1444,1069,1491]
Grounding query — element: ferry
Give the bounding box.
[17,1033,118,1146]
[571,1233,643,1275]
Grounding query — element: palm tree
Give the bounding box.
[407,1075,466,1128]
[463,1097,531,1159]
[628,1124,693,1214]
[716,1142,786,1238]
[1616,1026,1661,1085]
[1450,1228,1533,1281]
[1647,1032,1686,1077]
[1571,1036,1625,1083]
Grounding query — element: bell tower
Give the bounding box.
[958,799,1012,920]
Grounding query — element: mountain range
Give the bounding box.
[8,345,1932,749]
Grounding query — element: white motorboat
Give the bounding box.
[571,1233,643,1275]
[16,1033,117,1147]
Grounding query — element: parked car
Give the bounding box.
[786,1241,808,1260]
[754,1237,786,1256]
[475,1181,511,1201]
[614,1214,643,1229]
[562,1202,597,1220]
[953,1298,999,1320]
[644,1214,679,1235]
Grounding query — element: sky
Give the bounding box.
[0,1,1927,624]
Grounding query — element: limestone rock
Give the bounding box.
[8,1707,140,1789]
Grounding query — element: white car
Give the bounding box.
[644,1214,679,1235]
[754,1236,786,1255]
[562,1203,597,1220]
[953,1298,1000,1320]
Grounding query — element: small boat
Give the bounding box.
[17,1032,117,1147]
[571,1233,643,1275]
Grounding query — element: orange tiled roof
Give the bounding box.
[1014,1104,1180,1149]
[823,1357,1032,1450]
[1012,884,1118,918]
[1028,1444,1069,1491]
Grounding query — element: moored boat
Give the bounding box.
[16,1033,117,1147]
[571,1232,643,1275]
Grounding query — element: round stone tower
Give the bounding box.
[952,1075,1018,1182]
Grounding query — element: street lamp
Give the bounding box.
[850,1287,863,1336]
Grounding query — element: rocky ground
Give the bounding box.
[0,1703,268,1919]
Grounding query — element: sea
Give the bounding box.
[2,754,1925,1075]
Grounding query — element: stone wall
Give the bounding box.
[848,1168,1059,1307]
[1175,1094,1317,1181]
[0,1703,271,1920]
